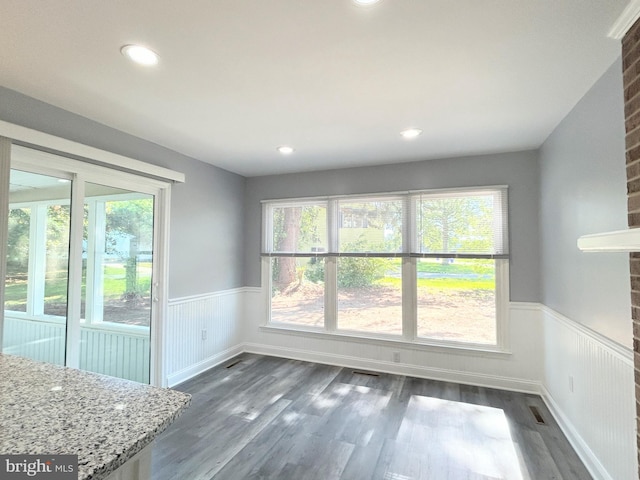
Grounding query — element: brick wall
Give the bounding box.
[623,18,640,478]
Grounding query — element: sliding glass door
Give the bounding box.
[79,183,154,381]
[2,145,167,384]
[3,170,71,365]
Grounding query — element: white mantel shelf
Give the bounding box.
[577,228,640,252]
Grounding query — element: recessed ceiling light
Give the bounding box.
[121,44,159,66]
[277,146,295,155]
[400,128,423,139]
[353,0,381,5]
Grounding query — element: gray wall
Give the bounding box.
[0,87,245,298]
[244,151,540,302]
[539,57,631,347]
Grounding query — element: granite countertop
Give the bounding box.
[0,353,191,479]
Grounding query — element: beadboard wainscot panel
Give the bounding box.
[4,315,150,382]
[540,305,636,480]
[2,314,65,364]
[242,287,542,393]
[79,326,150,383]
[166,288,245,386]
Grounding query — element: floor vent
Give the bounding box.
[529,406,546,425]
[225,360,242,369]
[352,370,379,377]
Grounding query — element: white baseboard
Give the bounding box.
[243,342,541,394]
[540,385,612,480]
[166,344,243,387]
[539,305,635,480]
[164,287,636,480]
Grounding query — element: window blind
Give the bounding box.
[263,187,508,259]
[412,188,508,259]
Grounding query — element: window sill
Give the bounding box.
[260,323,512,358]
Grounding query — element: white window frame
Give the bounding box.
[261,187,510,354]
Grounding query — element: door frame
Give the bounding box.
[1,139,177,387]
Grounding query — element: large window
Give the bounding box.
[263,187,509,350]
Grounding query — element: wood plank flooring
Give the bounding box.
[152,354,591,480]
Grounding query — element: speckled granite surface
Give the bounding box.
[0,353,191,480]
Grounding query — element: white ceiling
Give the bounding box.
[0,0,629,177]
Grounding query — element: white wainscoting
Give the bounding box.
[79,327,150,383]
[165,289,245,387]
[161,287,637,480]
[3,315,150,383]
[243,288,543,393]
[3,315,66,364]
[540,305,636,480]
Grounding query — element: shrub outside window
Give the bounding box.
[262,187,509,350]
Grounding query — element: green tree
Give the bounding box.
[339,200,403,252]
[338,238,391,288]
[418,196,493,257]
[46,205,71,277]
[105,198,154,297]
[105,199,154,250]
[273,205,324,287]
[7,208,31,277]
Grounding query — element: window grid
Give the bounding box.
[263,187,509,349]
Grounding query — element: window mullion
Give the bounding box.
[326,199,338,331]
[65,174,85,369]
[0,137,9,348]
[495,259,510,350]
[263,189,508,351]
[85,200,106,323]
[325,257,337,332]
[402,256,417,341]
[402,196,416,340]
[27,204,47,316]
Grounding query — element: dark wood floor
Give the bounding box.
[152,354,590,480]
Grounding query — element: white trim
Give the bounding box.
[495,259,510,349]
[6,147,171,386]
[12,145,170,193]
[151,186,171,387]
[258,324,512,357]
[243,342,540,394]
[27,204,47,316]
[577,228,640,253]
[539,304,632,362]
[0,120,185,183]
[160,288,636,480]
[167,287,246,306]
[65,173,85,369]
[540,385,614,480]
[508,301,541,311]
[167,344,244,387]
[260,185,510,204]
[262,258,510,353]
[160,287,637,479]
[0,137,10,349]
[608,0,640,40]
[540,304,635,480]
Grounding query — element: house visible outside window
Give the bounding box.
[262,187,509,350]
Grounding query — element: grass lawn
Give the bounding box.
[416,259,495,275]
[377,259,495,291]
[378,276,495,291]
[5,263,151,310]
